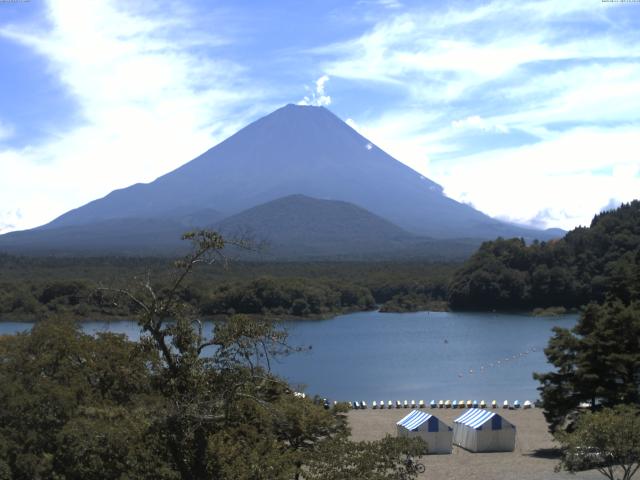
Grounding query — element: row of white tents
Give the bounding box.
[396,409,516,453]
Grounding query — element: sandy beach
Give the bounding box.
[348,407,603,480]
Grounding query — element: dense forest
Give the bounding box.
[0,255,456,320]
[448,201,640,311]
[0,232,427,480]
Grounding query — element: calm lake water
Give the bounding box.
[0,310,577,403]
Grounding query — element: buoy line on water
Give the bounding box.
[455,345,545,380]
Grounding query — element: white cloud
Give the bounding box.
[0,120,14,142]
[451,115,509,133]
[322,10,638,104]
[316,75,329,96]
[376,0,402,8]
[600,198,622,214]
[0,208,21,234]
[426,127,640,230]
[524,208,577,230]
[299,74,332,106]
[0,0,259,232]
[356,0,403,10]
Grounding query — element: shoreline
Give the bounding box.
[0,305,582,324]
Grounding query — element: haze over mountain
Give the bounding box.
[0,209,224,256]
[214,194,478,260]
[0,104,562,257]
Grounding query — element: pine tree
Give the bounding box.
[535,300,640,432]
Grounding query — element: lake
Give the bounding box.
[0,310,577,403]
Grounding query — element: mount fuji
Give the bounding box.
[0,104,562,257]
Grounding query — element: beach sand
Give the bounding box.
[348,407,603,480]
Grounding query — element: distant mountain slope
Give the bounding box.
[36,104,560,242]
[0,209,223,255]
[214,194,410,258]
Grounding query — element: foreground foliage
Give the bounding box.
[556,405,640,480]
[0,319,166,479]
[306,436,426,480]
[0,231,426,479]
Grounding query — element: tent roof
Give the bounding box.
[454,409,502,429]
[397,410,433,431]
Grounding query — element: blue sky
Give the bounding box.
[1,0,639,233]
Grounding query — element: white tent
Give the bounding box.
[396,410,453,454]
[452,409,516,452]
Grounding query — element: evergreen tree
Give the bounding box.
[534,300,640,432]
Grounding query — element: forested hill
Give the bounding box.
[448,201,640,311]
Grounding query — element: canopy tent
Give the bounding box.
[453,409,516,452]
[396,410,453,454]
